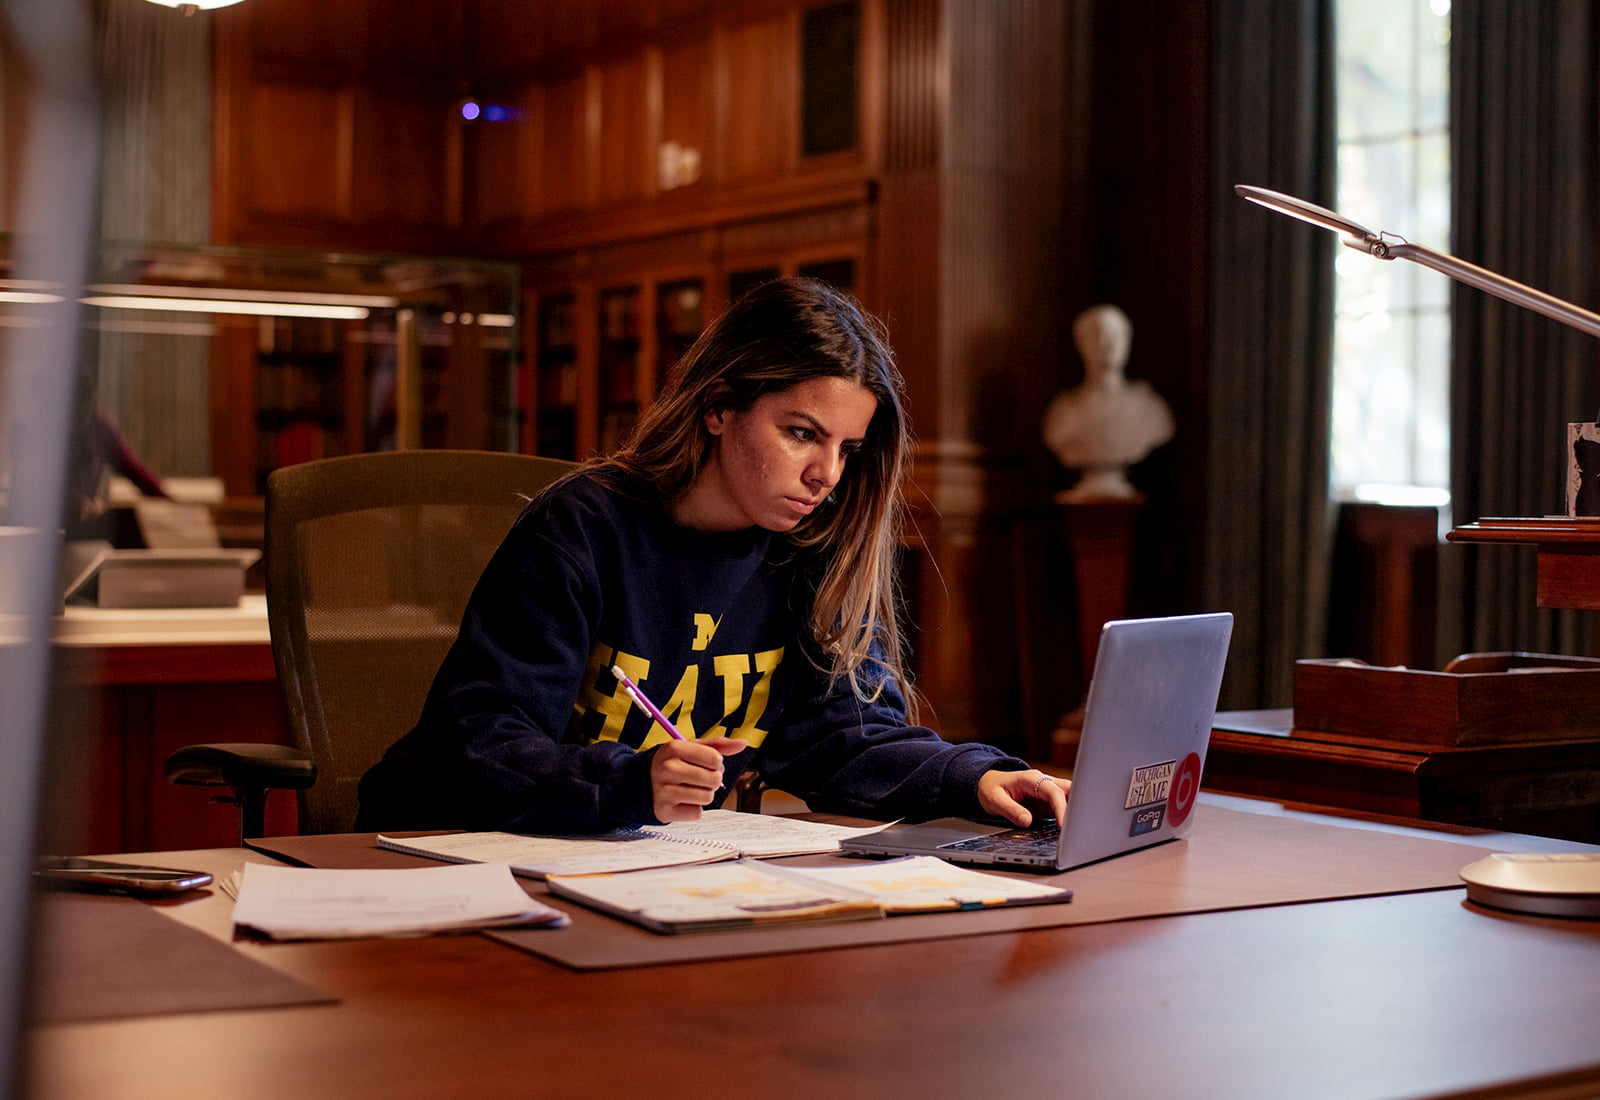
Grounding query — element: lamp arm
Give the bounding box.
[1381,241,1600,340]
[1236,184,1600,340]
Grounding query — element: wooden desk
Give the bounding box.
[24,798,1600,1100]
[1208,709,1600,843]
[51,596,296,852]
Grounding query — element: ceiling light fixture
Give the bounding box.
[141,0,249,14]
[81,295,369,321]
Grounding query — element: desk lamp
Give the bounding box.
[1236,184,1600,918]
[1234,184,1600,339]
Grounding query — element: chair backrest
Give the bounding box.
[266,449,576,834]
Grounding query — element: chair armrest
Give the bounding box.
[163,743,317,791]
[733,770,766,814]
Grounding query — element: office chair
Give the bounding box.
[164,449,768,838]
[164,449,576,837]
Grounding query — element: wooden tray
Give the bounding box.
[1294,652,1600,746]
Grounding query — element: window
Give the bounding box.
[1330,0,1451,504]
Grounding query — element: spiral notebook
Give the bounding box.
[377,811,895,880]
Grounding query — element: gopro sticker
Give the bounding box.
[1124,759,1176,809]
[1129,805,1165,836]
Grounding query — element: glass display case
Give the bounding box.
[11,239,521,499]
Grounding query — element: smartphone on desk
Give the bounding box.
[34,857,213,897]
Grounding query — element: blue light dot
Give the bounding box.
[460,100,481,121]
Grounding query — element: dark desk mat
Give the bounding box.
[29,892,338,1024]
[251,806,1495,971]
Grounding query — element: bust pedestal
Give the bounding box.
[1051,492,1144,764]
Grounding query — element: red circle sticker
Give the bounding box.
[1167,752,1202,827]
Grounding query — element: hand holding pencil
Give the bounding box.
[613,665,746,824]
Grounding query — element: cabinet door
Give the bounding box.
[654,278,706,388]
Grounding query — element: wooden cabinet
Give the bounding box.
[520,246,860,461]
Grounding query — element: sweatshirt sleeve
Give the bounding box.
[752,647,1029,821]
[356,497,660,835]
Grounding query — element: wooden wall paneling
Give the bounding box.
[660,0,718,26]
[658,31,715,198]
[365,0,464,75]
[720,9,797,185]
[543,0,603,60]
[470,0,554,78]
[855,0,885,176]
[353,88,455,228]
[209,8,246,244]
[212,0,358,244]
[466,81,542,227]
[540,71,593,217]
[597,0,653,41]
[213,0,471,250]
[240,0,359,69]
[356,0,463,233]
[242,79,354,224]
[597,50,652,208]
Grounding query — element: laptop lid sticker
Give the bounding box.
[1129,806,1165,837]
[1124,760,1176,810]
[1166,751,1202,828]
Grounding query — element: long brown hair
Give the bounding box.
[598,277,915,710]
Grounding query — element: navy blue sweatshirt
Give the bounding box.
[355,469,1026,833]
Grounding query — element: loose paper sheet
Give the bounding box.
[231,861,569,940]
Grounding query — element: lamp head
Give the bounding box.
[1233,184,1393,258]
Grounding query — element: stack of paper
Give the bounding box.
[230,861,569,941]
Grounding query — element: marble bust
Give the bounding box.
[1042,304,1174,500]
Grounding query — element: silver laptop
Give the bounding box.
[841,612,1233,872]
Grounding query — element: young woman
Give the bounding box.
[356,278,1068,834]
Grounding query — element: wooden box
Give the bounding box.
[1293,652,1600,746]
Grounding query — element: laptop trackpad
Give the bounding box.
[863,818,1010,849]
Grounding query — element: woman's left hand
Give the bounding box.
[976,769,1070,827]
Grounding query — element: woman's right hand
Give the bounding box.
[650,737,747,822]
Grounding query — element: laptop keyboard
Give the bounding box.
[941,821,1060,859]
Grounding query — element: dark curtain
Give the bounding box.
[1204,0,1336,708]
[1449,0,1600,656]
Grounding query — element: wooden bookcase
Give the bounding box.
[520,248,861,461]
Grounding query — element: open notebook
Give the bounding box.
[544,856,1072,934]
[377,810,894,879]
